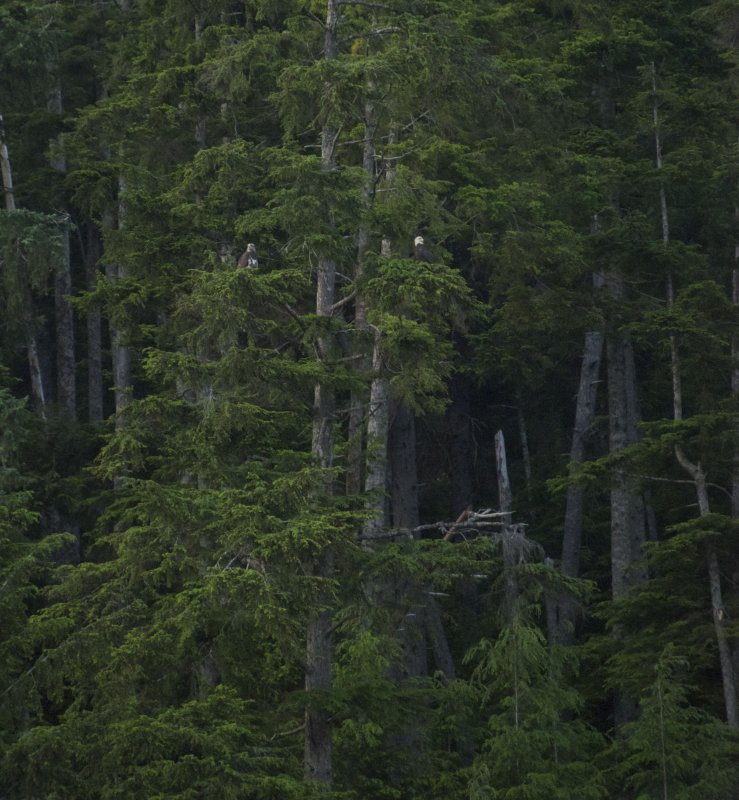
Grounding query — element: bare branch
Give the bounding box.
[270,722,306,741]
[328,290,356,313]
[338,0,395,9]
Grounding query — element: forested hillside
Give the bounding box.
[3,1,739,797]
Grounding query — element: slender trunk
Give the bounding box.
[674,447,738,728]
[607,318,646,598]
[516,406,532,506]
[651,71,738,725]
[606,279,646,729]
[346,96,377,495]
[561,331,603,579]
[732,230,739,516]
[362,331,389,541]
[605,270,646,601]
[84,223,104,422]
[557,330,603,644]
[103,203,131,428]
[54,224,76,415]
[652,63,681,421]
[389,400,419,529]
[48,80,76,417]
[0,113,48,417]
[304,1,339,786]
[495,429,512,514]
[732,239,739,681]
[495,431,519,619]
[0,115,15,211]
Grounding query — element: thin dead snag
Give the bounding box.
[673,446,738,729]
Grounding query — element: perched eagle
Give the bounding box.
[238,243,258,268]
[413,235,433,263]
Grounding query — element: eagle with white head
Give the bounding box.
[413,235,433,263]
[238,243,258,268]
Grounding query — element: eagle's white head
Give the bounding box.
[414,235,425,246]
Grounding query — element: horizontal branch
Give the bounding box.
[338,0,394,8]
[270,722,305,741]
[356,509,516,543]
[636,472,732,501]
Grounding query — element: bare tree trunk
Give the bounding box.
[0,113,48,417]
[651,63,681,423]
[607,318,646,599]
[674,447,738,728]
[346,94,378,496]
[495,431,520,619]
[356,89,393,544]
[557,330,603,644]
[606,281,646,730]
[561,331,603,579]
[103,201,131,429]
[389,400,419,529]
[732,234,739,516]
[304,0,339,786]
[650,71,738,726]
[495,429,513,514]
[362,331,389,541]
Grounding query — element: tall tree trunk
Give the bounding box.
[561,331,603,579]
[0,113,48,417]
[606,278,646,729]
[516,405,532,507]
[362,331,389,541]
[389,400,419,529]
[346,95,378,496]
[495,429,513,515]
[495,431,520,620]
[732,225,739,517]
[84,223,104,422]
[606,312,646,599]
[651,72,738,727]
[54,223,76,415]
[651,63,681,421]
[103,199,131,429]
[674,447,739,728]
[304,0,339,786]
[557,330,603,643]
[48,79,76,417]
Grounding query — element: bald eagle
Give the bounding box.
[238,243,258,268]
[413,235,433,263]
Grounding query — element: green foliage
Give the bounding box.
[467,609,607,800]
[3,0,739,797]
[611,645,739,799]
[0,210,66,334]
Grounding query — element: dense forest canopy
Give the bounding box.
[2,0,739,797]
